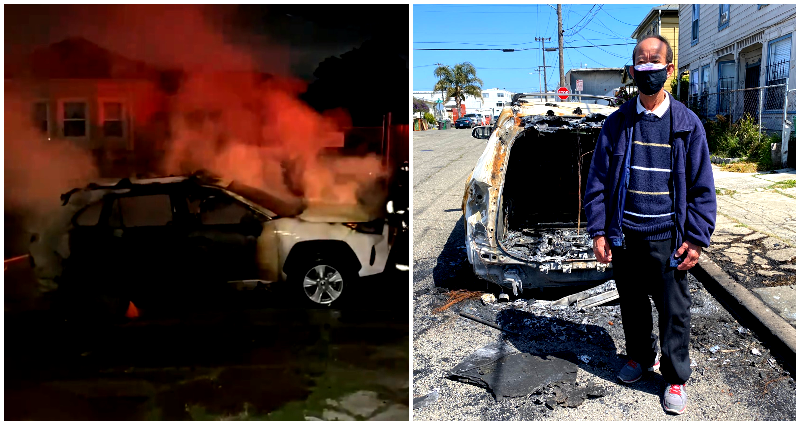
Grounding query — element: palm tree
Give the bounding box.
[433,62,484,119]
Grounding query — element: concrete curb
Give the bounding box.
[692,256,796,375]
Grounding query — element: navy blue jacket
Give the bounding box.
[583,93,717,267]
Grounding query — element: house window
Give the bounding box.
[692,5,700,45]
[719,5,730,30]
[33,102,49,135]
[496,102,503,107]
[62,101,87,137]
[482,93,490,98]
[690,69,699,107]
[102,101,124,137]
[766,34,792,110]
[717,60,736,114]
[497,93,504,98]
[700,65,710,116]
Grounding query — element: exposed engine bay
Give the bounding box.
[503,228,594,263]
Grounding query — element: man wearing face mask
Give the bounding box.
[583,35,717,415]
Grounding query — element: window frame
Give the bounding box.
[98,98,127,139]
[33,100,50,137]
[690,68,700,107]
[765,33,793,112]
[717,60,736,114]
[691,5,700,46]
[110,193,176,228]
[71,200,107,227]
[700,65,711,117]
[58,98,90,139]
[718,5,730,31]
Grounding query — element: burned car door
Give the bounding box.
[105,192,184,304]
[182,187,264,284]
[66,198,116,282]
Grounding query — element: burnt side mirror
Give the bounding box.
[471,126,492,140]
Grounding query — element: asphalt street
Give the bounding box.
[5,262,409,421]
[411,128,796,420]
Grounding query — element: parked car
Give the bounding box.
[463,93,619,296]
[29,171,397,317]
[455,117,477,129]
[463,113,482,124]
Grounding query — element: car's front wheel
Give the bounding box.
[296,261,350,307]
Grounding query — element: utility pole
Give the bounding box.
[557,5,565,91]
[536,37,551,101]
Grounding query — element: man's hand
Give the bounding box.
[592,235,612,264]
[676,241,702,270]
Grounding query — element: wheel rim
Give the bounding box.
[302,264,344,305]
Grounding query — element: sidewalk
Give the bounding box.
[696,166,796,354]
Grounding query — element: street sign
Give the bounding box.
[576,79,584,92]
[557,87,569,100]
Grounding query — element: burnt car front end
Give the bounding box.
[463,94,619,295]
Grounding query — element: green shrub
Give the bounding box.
[705,114,768,160]
[756,133,781,171]
[424,112,436,125]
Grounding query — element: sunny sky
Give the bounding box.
[413,4,660,92]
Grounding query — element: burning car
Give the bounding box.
[463,93,619,296]
[29,171,398,316]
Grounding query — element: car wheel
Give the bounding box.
[296,261,349,307]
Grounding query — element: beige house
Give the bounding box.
[631,4,680,90]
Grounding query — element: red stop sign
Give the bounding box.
[557,87,569,100]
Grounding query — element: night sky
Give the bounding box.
[5,4,409,80]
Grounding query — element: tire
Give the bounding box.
[292,259,352,307]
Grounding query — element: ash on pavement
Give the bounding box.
[412,129,795,421]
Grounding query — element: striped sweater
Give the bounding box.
[622,109,675,240]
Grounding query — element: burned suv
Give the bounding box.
[30,173,396,316]
[463,93,619,296]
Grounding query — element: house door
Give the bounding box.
[743,62,761,119]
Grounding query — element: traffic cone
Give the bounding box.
[125,301,139,319]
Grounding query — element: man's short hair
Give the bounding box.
[632,35,673,65]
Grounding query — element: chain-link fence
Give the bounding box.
[687,84,796,134]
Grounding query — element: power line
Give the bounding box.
[413,41,635,51]
[564,5,595,33]
[574,26,631,41]
[574,33,629,59]
[600,7,640,26]
[414,64,440,68]
[566,42,610,68]
[595,15,632,40]
[414,41,539,46]
[565,5,604,37]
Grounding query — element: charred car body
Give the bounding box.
[30,172,398,315]
[463,93,619,295]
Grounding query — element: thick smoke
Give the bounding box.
[4,93,99,217]
[163,73,387,215]
[5,4,389,229]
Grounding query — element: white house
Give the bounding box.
[677,4,795,127]
[412,87,514,120]
[479,88,515,118]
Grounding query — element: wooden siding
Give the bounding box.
[679,4,796,69]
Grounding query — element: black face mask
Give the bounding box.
[633,66,668,96]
